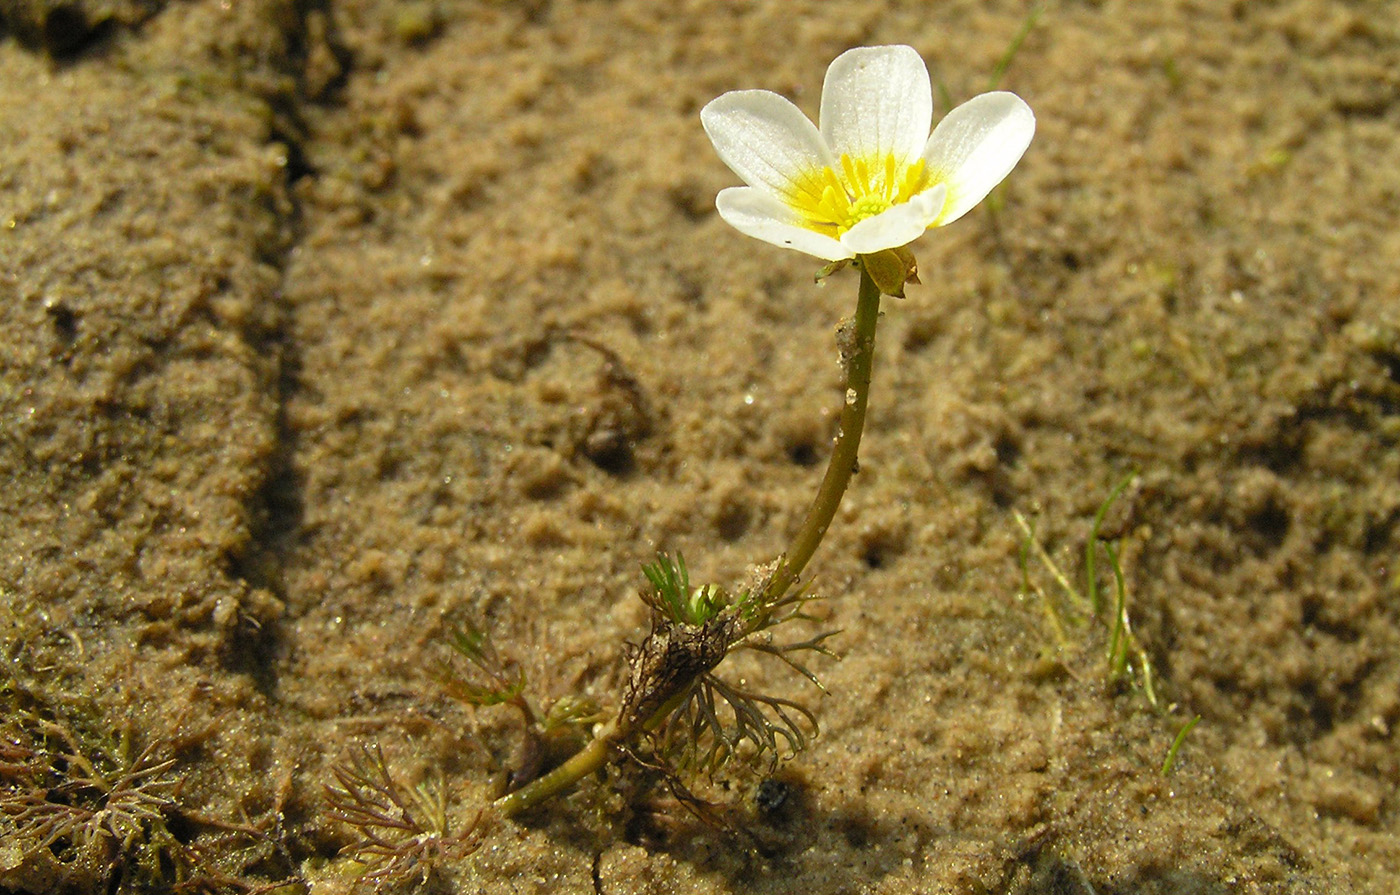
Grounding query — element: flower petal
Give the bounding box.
[921,91,1035,227]
[715,186,853,261]
[838,183,947,255]
[701,90,836,207]
[820,45,933,166]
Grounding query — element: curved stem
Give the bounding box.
[492,722,618,817]
[766,266,882,602]
[492,679,697,818]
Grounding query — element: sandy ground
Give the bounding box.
[3,1,1399,892]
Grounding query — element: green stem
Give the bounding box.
[492,677,698,817]
[766,266,882,602]
[492,722,618,817]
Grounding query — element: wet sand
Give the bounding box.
[3,1,1398,892]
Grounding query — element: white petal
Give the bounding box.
[839,184,947,254]
[921,91,1035,227]
[820,45,933,166]
[701,90,836,206]
[715,186,853,261]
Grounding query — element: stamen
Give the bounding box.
[897,159,927,202]
[840,155,859,196]
[787,153,928,237]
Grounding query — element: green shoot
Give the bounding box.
[980,5,1042,229]
[642,552,725,626]
[1016,477,1209,780]
[934,78,954,116]
[1015,475,1161,710]
[442,623,526,708]
[1105,539,1130,678]
[1161,715,1202,776]
[1014,509,1088,619]
[440,621,601,795]
[1086,472,1136,615]
[541,695,604,731]
[987,3,1044,91]
[1016,511,1073,648]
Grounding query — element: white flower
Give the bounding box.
[701,45,1035,262]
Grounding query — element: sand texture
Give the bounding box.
[3,1,1399,892]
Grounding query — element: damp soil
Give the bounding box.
[3,1,1399,893]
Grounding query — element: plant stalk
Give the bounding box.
[492,677,703,817]
[492,722,618,817]
[765,265,882,602]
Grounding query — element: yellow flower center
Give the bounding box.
[788,153,928,238]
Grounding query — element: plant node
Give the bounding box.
[625,554,835,775]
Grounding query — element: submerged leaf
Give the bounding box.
[442,624,527,707]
